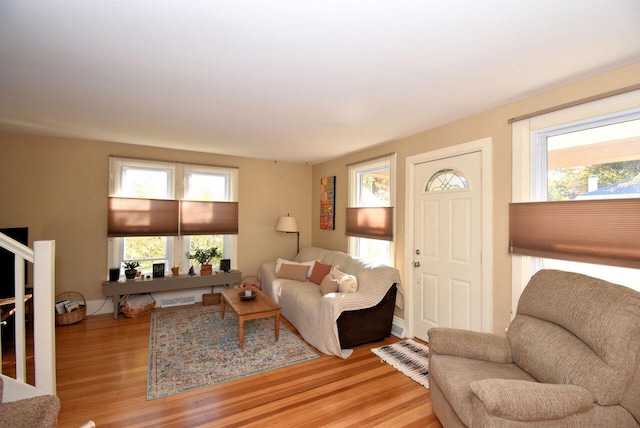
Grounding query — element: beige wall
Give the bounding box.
[1,62,638,328]
[311,61,640,335]
[0,134,312,302]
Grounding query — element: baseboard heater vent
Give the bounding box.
[391,323,405,339]
[160,295,196,308]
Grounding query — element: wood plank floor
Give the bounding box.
[3,305,441,428]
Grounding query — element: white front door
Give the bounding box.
[412,151,482,340]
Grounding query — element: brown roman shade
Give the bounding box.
[509,198,640,269]
[180,201,239,235]
[345,207,394,241]
[108,198,238,237]
[108,197,179,237]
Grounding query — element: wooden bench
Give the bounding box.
[101,270,241,319]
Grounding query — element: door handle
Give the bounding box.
[412,261,421,268]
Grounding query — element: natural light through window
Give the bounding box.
[536,115,640,290]
[348,155,395,265]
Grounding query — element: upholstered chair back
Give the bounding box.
[507,269,640,422]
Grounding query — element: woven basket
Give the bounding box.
[121,294,156,318]
[55,291,87,326]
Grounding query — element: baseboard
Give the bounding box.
[391,316,406,338]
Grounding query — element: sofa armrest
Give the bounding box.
[428,327,513,363]
[470,379,595,422]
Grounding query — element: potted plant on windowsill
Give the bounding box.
[171,264,180,277]
[185,247,221,276]
[123,261,140,280]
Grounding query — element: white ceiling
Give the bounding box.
[1,1,639,164]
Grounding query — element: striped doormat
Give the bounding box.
[371,339,429,388]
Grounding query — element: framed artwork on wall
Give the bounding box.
[320,176,335,230]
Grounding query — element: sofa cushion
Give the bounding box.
[275,258,315,278]
[509,269,640,414]
[277,263,309,281]
[310,261,332,284]
[430,354,537,427]
[331,268,358,293]
[319,274,339,295]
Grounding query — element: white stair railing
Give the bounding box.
[0,233,56,395]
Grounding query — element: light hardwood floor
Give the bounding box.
[3,305,442,428]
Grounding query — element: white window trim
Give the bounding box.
[107,157,238,276]
[511,89,640,316]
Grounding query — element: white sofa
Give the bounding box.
[258,247,403,358]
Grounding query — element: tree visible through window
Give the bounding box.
[108,158,237,277]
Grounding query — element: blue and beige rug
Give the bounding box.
[147,304,318,399]
[371,339,429,388]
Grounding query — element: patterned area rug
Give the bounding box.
[371,339,429,388]
[147,304,318,399]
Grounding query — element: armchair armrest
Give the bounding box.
[428,327,513,363]
[470,379,595,422]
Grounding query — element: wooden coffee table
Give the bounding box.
[220,286,281,349]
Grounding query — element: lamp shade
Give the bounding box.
[275,216,299,233]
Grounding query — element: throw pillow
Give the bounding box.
[277,263,309,281]
[331,268,359,293]
[275,258,316,278]
[319,274,339,295]
[310,261,332,284]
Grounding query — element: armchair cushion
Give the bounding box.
[470,379,594,421]
[429,327,513,364]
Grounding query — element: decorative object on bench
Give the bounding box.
[171,264,180,276]
[372,339,429,388]
[259,246,403,358]
[120,293,155,318]
[152,263,165,278]
[220,258,231,272]
[428,269,640,427]
[185,246,221,276]
[54,291,86,326]
[123,260,139,280]
[147,305,318,399]
[237,274,261,290]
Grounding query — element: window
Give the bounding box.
[512,89,640,302]
[347,154,395,265]
[108,157,238,277]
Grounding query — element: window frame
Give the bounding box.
[108,157,238,277]
[511,89,640,315]
[347,154,396,265]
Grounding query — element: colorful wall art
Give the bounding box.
[320,176,335,230]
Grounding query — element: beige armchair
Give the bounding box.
[428,269,640,427]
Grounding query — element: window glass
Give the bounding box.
[426,168,468,192]
[348,155,395,265]
[108,158,238,277]
[534,114,640,289]
[546,118,640,201]
[183,169,230,269]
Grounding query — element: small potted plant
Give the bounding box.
[185,247,221,276]
[171,264,180,277]
[123,261,140,280]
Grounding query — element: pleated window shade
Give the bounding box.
[509,199,640,269]
[108,197,179,237]
[180,201,239,235]
[108,198,239,237]
[345,207,394,241]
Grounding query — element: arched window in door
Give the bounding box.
[426,168,468,191]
